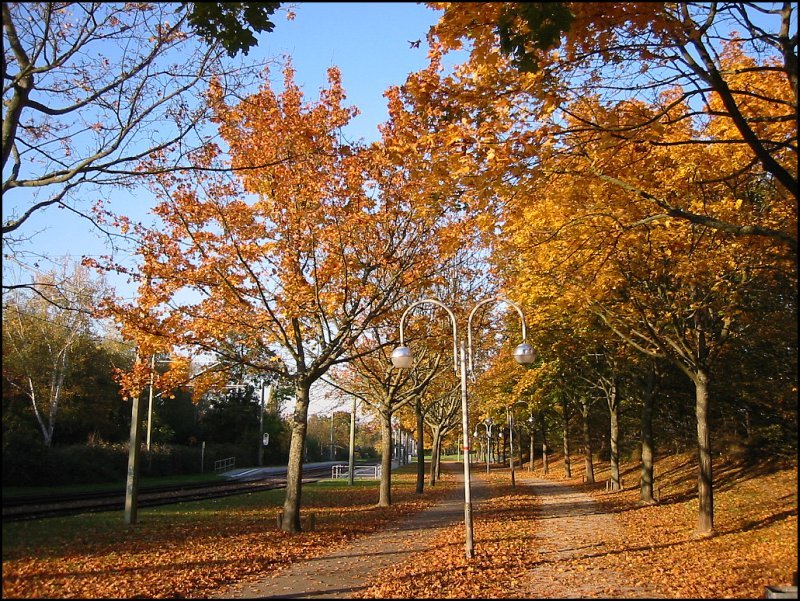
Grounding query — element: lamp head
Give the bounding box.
[391,345,414,369]
[513,342,536,365]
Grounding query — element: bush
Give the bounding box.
[2,439,263,487]
[2,432,48,486]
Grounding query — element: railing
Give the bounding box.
[331,464,381,480]
[214,456,236,473]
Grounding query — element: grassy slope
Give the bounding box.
[534,452,798,598]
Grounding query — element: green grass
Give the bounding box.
[2,478,386,556]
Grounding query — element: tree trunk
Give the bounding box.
[608,380,620,491]
[281,381,312,533]
[415,399,425,494]
[640,361,657,504]
[581,399,595,484]
[695,368,714,534]
[540,413,549,475]
[379,412,393,506]
[562,409,571,478]
[429,425,441,486]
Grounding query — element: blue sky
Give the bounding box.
[4,2,453,416]
[260,2,444,143]
[6,2,449,303]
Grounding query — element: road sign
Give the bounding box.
[262,433,270,446]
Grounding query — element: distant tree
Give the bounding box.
[200,387,259,446]
[327,326,445,506]
[2,261,113,446]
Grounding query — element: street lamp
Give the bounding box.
[528,415,536,472]
[507,400,529,488]
[474,418,494,474]
[391,296,535,559]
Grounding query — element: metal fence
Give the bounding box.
[214,456,236,473]
[331,464,381,480]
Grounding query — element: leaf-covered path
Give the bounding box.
[512,478,665,598]
[211,474,485,599]
[210,470,664,599]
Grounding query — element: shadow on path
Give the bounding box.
[513,478,667,599]
[211,472,667,599]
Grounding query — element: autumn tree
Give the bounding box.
[492,87,796,533]
[421,382,460,485]
[99,63,450,532]
[576,340,636,492]
[401,5,797,529]
[326,327,444,506]
[425,2,797,253]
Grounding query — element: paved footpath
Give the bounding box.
[211,473,663,599]
[211,472,487,599]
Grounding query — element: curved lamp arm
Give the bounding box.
[467,296,530,373]
[397,297,459,374]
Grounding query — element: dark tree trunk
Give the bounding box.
[640,361,657,504]
[281,381,312,533]
[415,399,425,494]
[695,368,714,534]
[581,398,595,484]
[562,406,571,478]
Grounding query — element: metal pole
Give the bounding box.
[348,396,356,485]
[529,419,534,472]
[330,413,335,461]
[258,383,265,467]
[146,355,155,451]
[509,406,516,488]
[459,339,475,559]
[486,422,491,475]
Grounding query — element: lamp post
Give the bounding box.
[528,415,535,472]
[507,400,529,488]
[391,296,535,559]
[474,418,494,474]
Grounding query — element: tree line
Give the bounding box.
[2,2,796,539]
